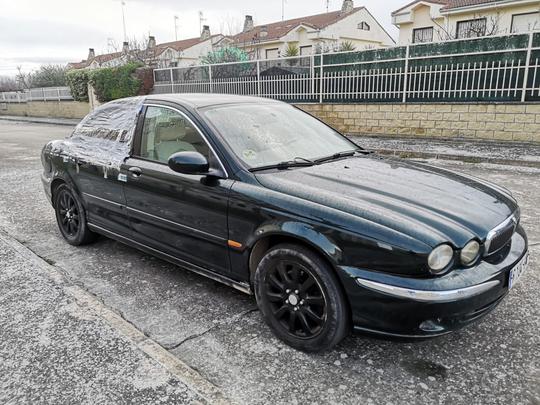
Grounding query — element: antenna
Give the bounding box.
[282,0,287,20]
[113,0,128,42]
[199,11,207,34]
[174,15,179,41]
[326,0,330,13]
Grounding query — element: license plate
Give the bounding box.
[509,252,529,289]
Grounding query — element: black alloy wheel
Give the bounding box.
[264,260,327,339]
[254,244,349,352]
[54,184,97,246]
[58,190,80,237]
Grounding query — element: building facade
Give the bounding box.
[232,0,395,60]
[392,0,540,45]
[68,27,225,70]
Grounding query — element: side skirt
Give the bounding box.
[87,223,253,295]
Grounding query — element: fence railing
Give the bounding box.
[153,31,540,103]
[0,86,73,103]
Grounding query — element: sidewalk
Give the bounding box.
[351,135,540,168]
[0,230,229,405]
[0,115,80,126]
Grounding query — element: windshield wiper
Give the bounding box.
[314,150,359,164]
[249,157,314,172]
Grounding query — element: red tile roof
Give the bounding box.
[441,0,511,10]
[68,35,219,69]
[153,35,221,55]
[232,7,365,45]
[392,0,448,16]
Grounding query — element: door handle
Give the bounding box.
[128,167,143,177]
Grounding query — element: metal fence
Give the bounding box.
[153,31,540,103]
[0,86,73,103]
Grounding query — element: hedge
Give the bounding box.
[89,63,142,103]
[66,69,90,102]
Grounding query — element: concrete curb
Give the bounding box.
[374,148,540,168]
[0,227,232,405]
[0,116,79,126]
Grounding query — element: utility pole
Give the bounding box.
[174,15,179,41]
[199,11,206,34]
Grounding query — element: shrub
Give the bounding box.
[88,63,142,103]
[284,43,299,57]
[66,69,90,102]
[201,47,249,64]
[339,41,356,52]
[30,64,68,88]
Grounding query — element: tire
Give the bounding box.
[54,184,97,246]
[254,243,349,352]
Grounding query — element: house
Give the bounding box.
[232,0,395,60]
[392,0,540,45]
[68,26,226,70]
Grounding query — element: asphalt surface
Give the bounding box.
[0,120,538,404]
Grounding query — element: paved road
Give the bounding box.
[0,121,538,404]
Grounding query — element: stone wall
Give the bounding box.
[0,101,90,119]
[296,103,540,143]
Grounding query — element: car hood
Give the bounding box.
[254,155,518,248]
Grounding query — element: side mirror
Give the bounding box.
[168,151,209,175]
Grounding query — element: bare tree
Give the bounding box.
[0,76,20,92]
[219,15,243,36]
[433,11,503,41]
[15,66,32,89]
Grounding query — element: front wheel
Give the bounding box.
[254,244,349,352]
[54,184,97,246]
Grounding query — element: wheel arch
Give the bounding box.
[50,174,81,208]
[247,227,353,325]
[51,178,67,206]
[247,222,345,286]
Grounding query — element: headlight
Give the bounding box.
[428,244,454,274]
[460,240,480,265]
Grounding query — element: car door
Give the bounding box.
[66,102,135,237]
[121,104,233,275]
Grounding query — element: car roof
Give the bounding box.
[144,93,283,109]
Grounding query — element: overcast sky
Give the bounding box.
[0,0,404,76]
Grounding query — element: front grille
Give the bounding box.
[485,215,517,256]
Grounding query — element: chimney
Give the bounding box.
[201,25,211,40]
[87,48,95,60]
[260,25,268,38]
[341,0,354,13]
[147,35,156,49]
[122,41,129,54]
[243,15,254,32]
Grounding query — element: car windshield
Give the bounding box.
[203,103,358,169]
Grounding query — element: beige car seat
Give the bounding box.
[154,120,197,162]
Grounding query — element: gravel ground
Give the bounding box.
[0,120,538,404]
[352,135,540,165]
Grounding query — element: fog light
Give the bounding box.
[461,240,480,265]
[428,244,453,274]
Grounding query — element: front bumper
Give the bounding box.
[338,225,529,338]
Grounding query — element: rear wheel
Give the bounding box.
[254,244,349,352]
[54,184,96,246]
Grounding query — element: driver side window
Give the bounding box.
[139,106,210,164]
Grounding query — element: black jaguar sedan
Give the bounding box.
[41,94,529,352]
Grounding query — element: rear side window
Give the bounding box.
[72,98,142,143]
[64,97,144,169]
[138,106,210,164]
